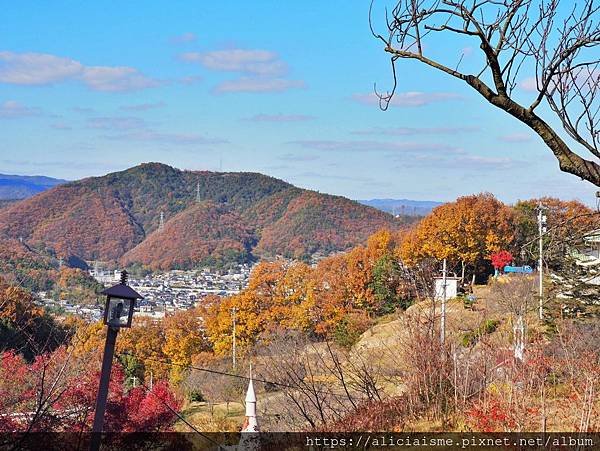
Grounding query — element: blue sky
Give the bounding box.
[0,0,597,204]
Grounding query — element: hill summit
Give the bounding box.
[0,163,408,269]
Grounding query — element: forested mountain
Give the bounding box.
[0,163,409,269]
[0,174,66,200]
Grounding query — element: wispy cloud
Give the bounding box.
[87,116,148,130]
[170,32,197,44]
[71,106,96,115]
[178,75,203,85]
[0,100,42,118]
[352,126,479,136]
[213,77,305,94]
[86,113,226,146]
[520,77,538,92]
[50,122,72,130]
[352,91,463,107]
[295,171,375,182]
[397,153,520,171]
[498,132,533,143]
[0,51,160,92]
[120,102,166,112]
[243,113,314,122]
[279,153,319,162]
[288,139,459,153]
[104,130,227,145]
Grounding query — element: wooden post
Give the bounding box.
[90,327,118,451]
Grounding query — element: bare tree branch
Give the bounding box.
[372,0,600,186]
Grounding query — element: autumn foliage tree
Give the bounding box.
[203,229,416,354]
[513,197,598,268]
[400,193,514,281]
[491,251,513,273]
[0,347,181,433]
[0,279,72,360]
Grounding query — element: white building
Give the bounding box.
[433,276,461,301]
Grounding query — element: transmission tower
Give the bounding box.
[159,211,165,231]
[196,181,201,203]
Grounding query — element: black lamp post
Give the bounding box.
[90,270,143,451]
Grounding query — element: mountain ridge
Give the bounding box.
[0,163,412,269]
[0,173,66,200]
[358,198,443,216]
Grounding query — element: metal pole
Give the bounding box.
[90,326,119,451]
[232,307,237,370]
[149,371,153,390]
[441,258,447,345]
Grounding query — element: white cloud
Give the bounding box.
[352,91,462,107]
[213,77,305,94]
[0,51,159,92]
[0,100,42,118]
[0,52,82,85]
[181,49,287,76]
[81,66,160,92]
[182,47,303,94]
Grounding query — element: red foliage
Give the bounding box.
[490,250,513,271]
[0,349,181,432]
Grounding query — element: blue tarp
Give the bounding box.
[504,265,533,274]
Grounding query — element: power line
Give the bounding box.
[134,377,221,446]
[516,210,600,253]
[117,352,353,400]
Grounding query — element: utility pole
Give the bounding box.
[149,371,153,390]
[441,258,447,345]
[537,205,547,320]
[231,307,237,370]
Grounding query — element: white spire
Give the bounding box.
[241,364,259,432]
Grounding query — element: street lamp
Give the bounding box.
[101,271,140,328]
[91,270,142,451]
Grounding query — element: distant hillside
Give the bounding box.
[0,163,412,269]
[358,198,443,216]
[0,174,66,200]
[121,201,256,270]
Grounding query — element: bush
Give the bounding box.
[333,313,373,349]
[461,319,500,347]
[188,390,205,402]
